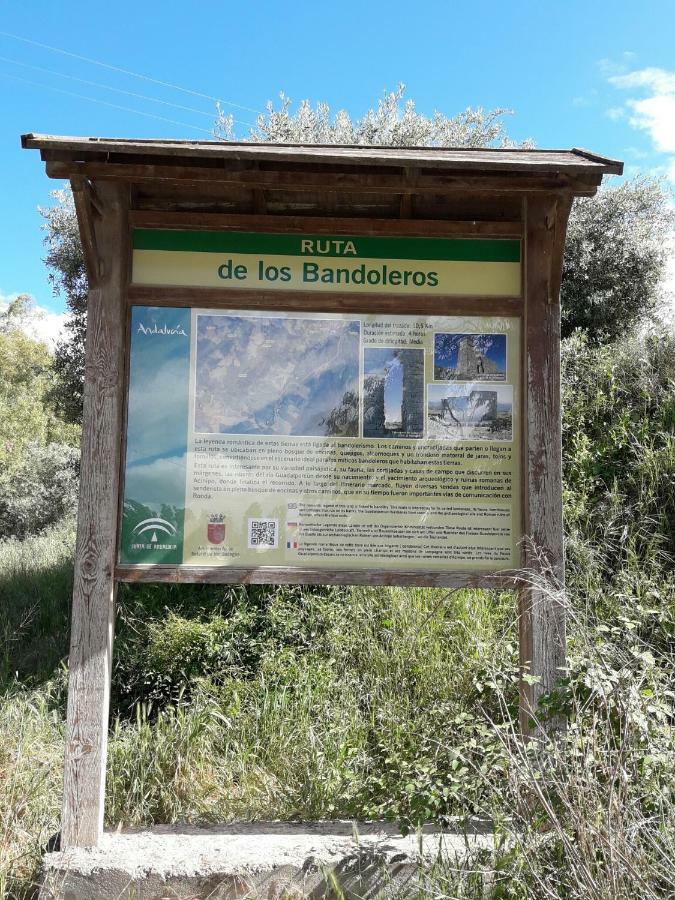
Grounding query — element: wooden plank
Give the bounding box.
[127,284,524,316]
[129,210,523,237]
[70,177,100,288]
[399,194,413,218]
[399,168,416,218]
[251,164,267,215]
[61,181,129,849]
[22,133,624,174]
[131,182,526,221]
[115,564,519,590]
[519,193,570,734]
[265,192,402,217]
[136,193,392,219]
[45,160,600,195]
[571,147,623,170]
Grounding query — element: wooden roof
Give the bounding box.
[21,133,623,177]
[22,135,622,266]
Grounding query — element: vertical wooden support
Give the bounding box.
[61,182,129,848]
[519,193,572,733]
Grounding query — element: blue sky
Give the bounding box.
[2,0,675,334]
[124,306,191,508]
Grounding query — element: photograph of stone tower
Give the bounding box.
[428,383,513,441]
[434,333,507,382]
[363,347,425,439]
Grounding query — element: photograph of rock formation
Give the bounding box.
[194,314,360,437]
[434,333,507,382]
[363,347,425,439]
[428,383,513,441]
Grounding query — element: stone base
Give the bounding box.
[40,820,494,899]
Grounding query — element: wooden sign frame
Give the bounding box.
[121,219,523,590]
[22,135,622,848]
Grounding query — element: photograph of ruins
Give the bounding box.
[194,314,360,437]
[428,383,513,441]
[363,347,425,439]
[434,333,507,382]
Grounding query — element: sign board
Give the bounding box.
[132,229,522,295]
[23,133,622,848]
[122,230,522,578]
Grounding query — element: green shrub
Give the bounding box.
[0,443,79,540]
[0,315,80,475]
[106,585,518,827]
[561,329,675,646]
[561,178,674,342]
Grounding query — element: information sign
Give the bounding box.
[132,229,522,296]
[24,132,622,847]
[121,306,520,572]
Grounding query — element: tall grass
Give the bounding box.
[0,517,75,686]
[0,685,63,899]
[106,584,517,827]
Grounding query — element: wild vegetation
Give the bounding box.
[1,92,674,897]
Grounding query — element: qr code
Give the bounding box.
[248,518,278,549]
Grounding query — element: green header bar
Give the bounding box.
[133,229,521,263]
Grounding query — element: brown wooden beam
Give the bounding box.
[69,177,101,288]
[126,284,524,316]
[518,193,570,735]
[115,564,520,589]
[61,182,129,848]
[23,134,622,176]
[128,210,523,237]
[45,160,601,195]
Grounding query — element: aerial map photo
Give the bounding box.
[194,314,361,437]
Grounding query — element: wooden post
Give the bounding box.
[519,193,572,733]
[61,182,128,848]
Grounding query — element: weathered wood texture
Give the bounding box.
[115,565,519,590]
[132,184,526,222]
[21,133,624,175]
[127,285,523,316]
[519,194,572,732]
[45,159,602,196]
[62,182,128,849]
[129,210,523,236]
[70,178,100,288]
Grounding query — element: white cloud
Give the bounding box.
[599,52,637,78]
[0,292,70,348]
[623,146,651,160]
[626,95,675,155]
[610,67,675,93]
[24,308,70,348]
[607,66,675,183]
[124,456,187,508]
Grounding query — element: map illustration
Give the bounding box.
[194,314,360,437]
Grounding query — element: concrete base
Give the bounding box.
[40,820,494,899]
